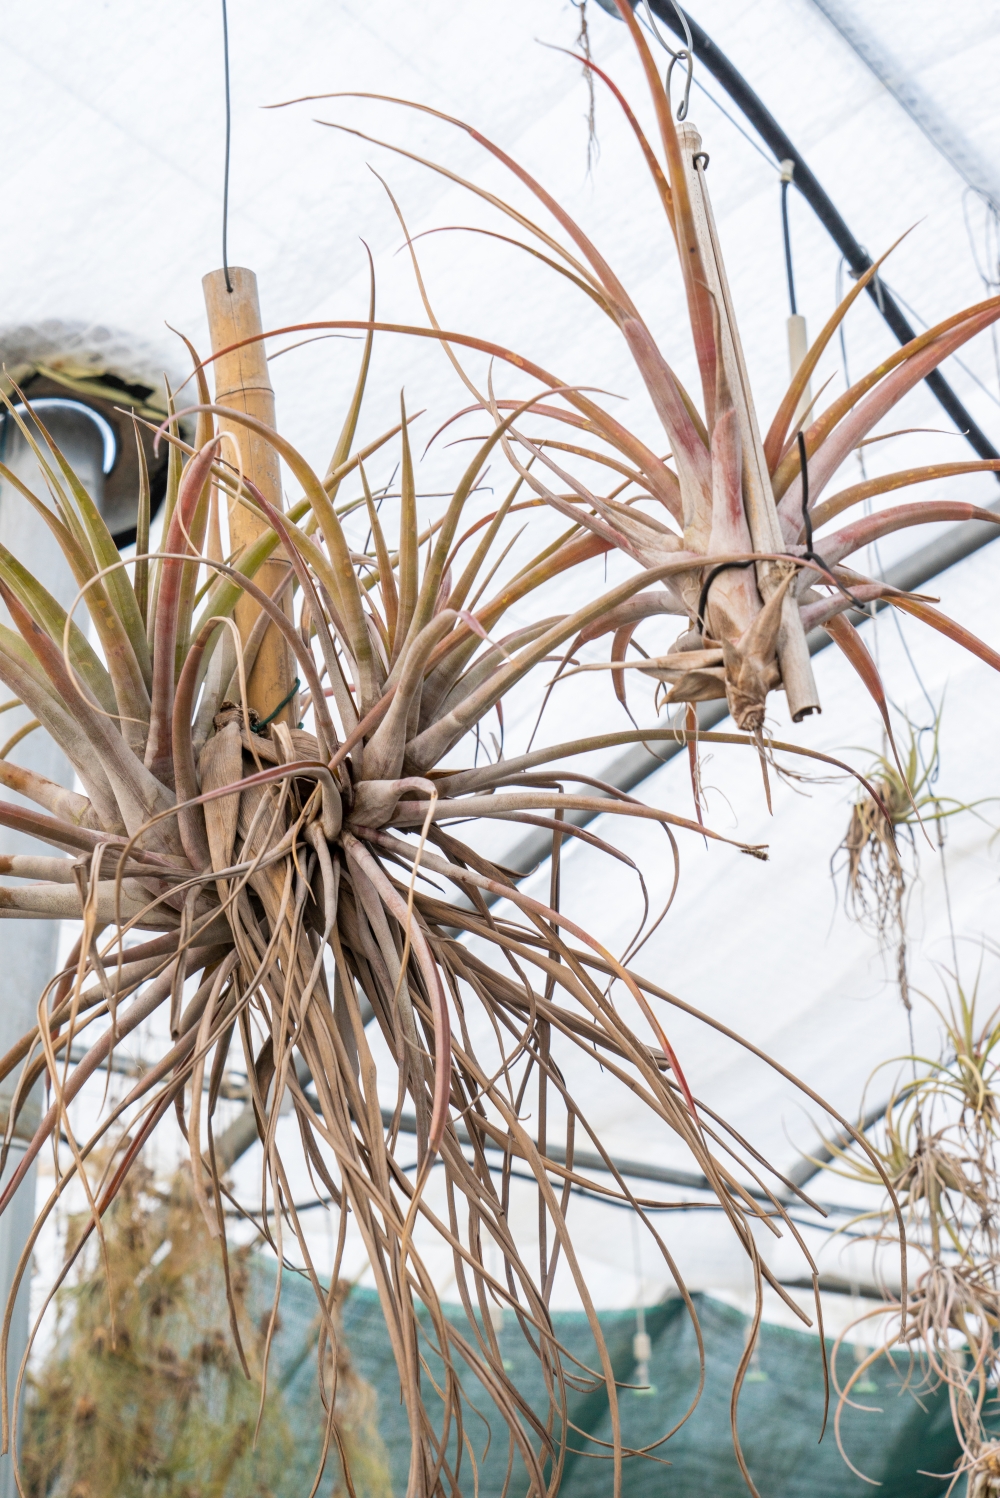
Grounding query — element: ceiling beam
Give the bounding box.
[806,0,1000,213]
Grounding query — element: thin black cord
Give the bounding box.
[797,431,862,607]
[696,560,755,637]
[221,0,233,293]
[797,430,813,551]
[696,436,862,639]
[780,176,797,316]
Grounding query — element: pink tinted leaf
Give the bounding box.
[819,501,1000,564]
[763,237,909,474]
[775,297,1000,511]
[810,459,1000,531]
[890,594,1000,675]
[611,622,639,720]
[824,614,912,814]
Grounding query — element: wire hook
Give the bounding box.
[640,0,695,120]
[666,48,694,121]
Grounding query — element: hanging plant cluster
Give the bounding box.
[823,977,1000,1494]
[22,1156,391,1498]
[836,712,998,1009]
[1,3,1000,1493]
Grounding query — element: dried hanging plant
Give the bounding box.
[2,4,1000,1494]
[572,0,600,173]
[836,711,997,1008]
[823,977,1000,1493]
[22,1152,390,1497]
[272,0,1000,749]
[23,1157,294,1498]
[0,375,802,1498]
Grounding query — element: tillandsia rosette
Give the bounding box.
[1,5,1000,1494]
[825,979,1000,1492]
[271,0,1000,746]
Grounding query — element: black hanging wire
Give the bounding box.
[221,0,233,293]
[797,431,861,607]
[695,561,755,638]
[697,440,863,638]
[695,436,863,636]
[780,161,797,316]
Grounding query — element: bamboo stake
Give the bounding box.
[202,267,295,727]
[678,126,821,723]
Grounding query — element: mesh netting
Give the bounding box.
[269,1272,968,1497]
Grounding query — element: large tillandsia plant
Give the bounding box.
[0,369,814,1498]
[271,0,1000,749]
[1,11,1000,1498]
[0,378,825,1498]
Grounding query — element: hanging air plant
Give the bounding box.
[1,3,1000,1495]
[836,711,998,1008]
[822,976,1000,1493]
[271,0,1000,750]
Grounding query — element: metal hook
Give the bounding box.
[640,0,695,120]
[666,48,694,121]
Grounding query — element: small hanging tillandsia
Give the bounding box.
[816,973,1000,1493]
[4,9,1000,1498]
[836,707,999,1009]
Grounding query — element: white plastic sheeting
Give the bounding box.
[6,0,1000,1326]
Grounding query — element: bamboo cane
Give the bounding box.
[678,125,821,723]
[202,267,295,727]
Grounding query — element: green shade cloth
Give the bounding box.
[270,1269,965,1496]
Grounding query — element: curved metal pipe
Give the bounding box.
[599,0,1000,472]
[3,397,117,474]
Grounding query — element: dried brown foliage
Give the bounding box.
[2,5,1000,1492]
